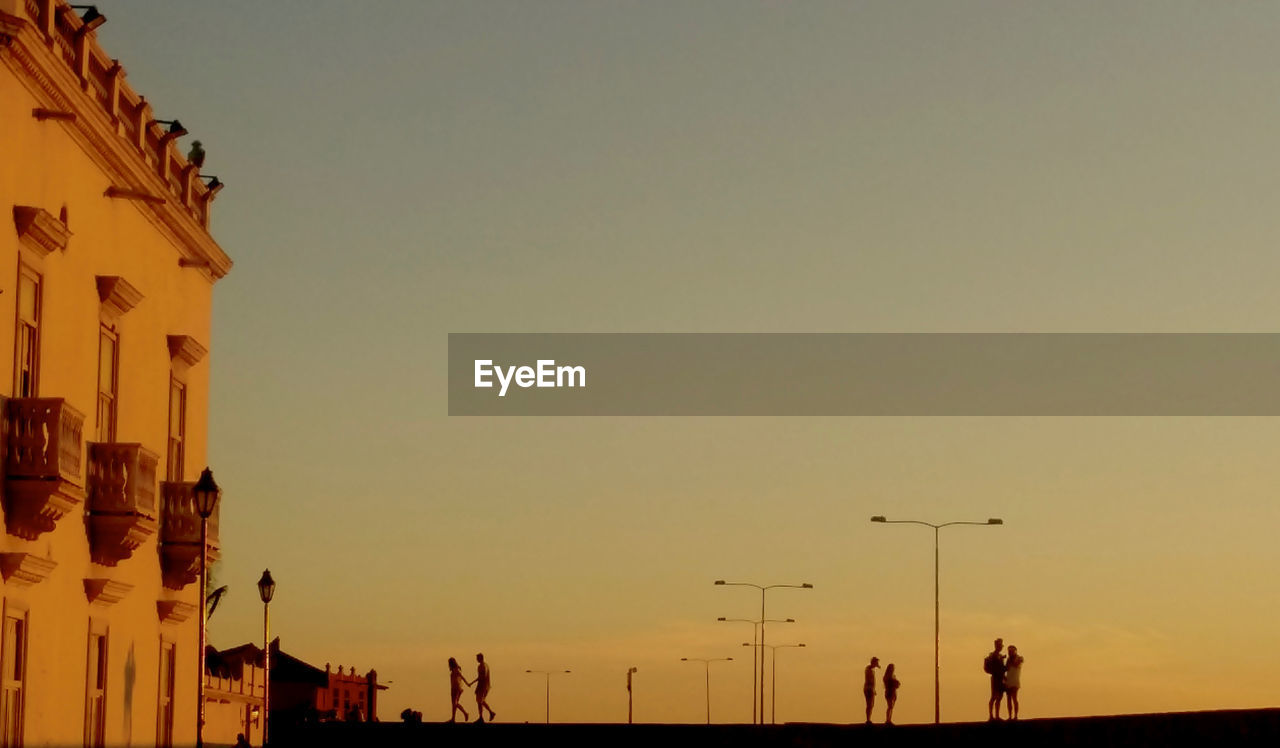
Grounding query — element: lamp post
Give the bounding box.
[525,670,570,724]
[626,667,637,724]
[680,657,733,725]
[714,580,812,723]
[870,515,1003,724]
[192,468,221,748]
[746,643,805,724]
[257,569,275,746]
[718,616,794,724]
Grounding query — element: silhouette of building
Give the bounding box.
[0,0,231,745]
[235,638,386,726]
[204,646,266,746]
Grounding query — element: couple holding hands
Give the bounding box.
[449,653,497,723]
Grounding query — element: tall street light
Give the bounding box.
[746,643,805,724]
[870,515,1003,724]
[192,468,220,748]
[718,616,794,724]
[680,657,733,724]
[714,580,812,723]
[256,569,275,746]
[626,667,637,724]
[525,669,570,724]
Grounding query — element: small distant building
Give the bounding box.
[220,638,386,727]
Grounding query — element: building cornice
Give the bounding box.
[12,204,71,255]
[96,274,144,317]
[157,599,196,624]
[0,7,232,280]
[0,552,58,587]
[167,334,208,368]
[84,577,134,606]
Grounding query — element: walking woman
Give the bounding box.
[1004,646,1024,721]
[882,664,900,725]
[448,657,470,722]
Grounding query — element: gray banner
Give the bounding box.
[448,334,1280,416]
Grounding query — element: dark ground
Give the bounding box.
[272,707,1280,747]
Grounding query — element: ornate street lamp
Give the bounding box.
[257,569,275,745]
[192,468,220,748]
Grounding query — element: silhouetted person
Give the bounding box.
[1004,645,1023,721]
[863,657,879,724]
[233,734,250,748]
[469,652,496,723]
[883,664,900,725]
[448,657,471,722]
[984,638,1006,720]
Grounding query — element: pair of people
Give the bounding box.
[448,653,496,723]
[985,638,1024,721]
[862,657,900,725]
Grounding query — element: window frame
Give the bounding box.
[12,264,42,399]
[0,600,30,748]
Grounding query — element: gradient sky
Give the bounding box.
[96,1,1280,725]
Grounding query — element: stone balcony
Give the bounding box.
[3,398,86,540]
[159,480,220,590]
[86,442,159,565]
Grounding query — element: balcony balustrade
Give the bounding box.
[159,480,220,589]
[86,442,159,565]
[3,398,86,540]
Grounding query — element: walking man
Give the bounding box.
[984,638,1006,721]
[471,652,496,723]
[863,657,880,724]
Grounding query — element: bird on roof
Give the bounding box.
[188,140,206,168]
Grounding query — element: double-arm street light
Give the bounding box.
[680,657,733,724]
[714,580,812,723]
[192,468,220,748]
[257,570,275,745]
[525,669,571,724]
[745,643,805,724]
[870,515,1003,724]
[718,617,794,724]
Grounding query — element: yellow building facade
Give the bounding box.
[1,0,232,745]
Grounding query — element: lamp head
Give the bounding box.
[988,518,1004,525]
[153,119,187,137]
[71,6,106,31]
[801,583,813,589]
[716,617,727,621]
[713,580,726,585]
[870,515,887,522]
[192,467,220,518]
[257,569,276,604]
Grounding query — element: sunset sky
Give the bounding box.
[99,1,1280,724]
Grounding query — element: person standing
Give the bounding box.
[862,657,880,724]
[470,653,496,723]
[984,638,1006,721]
[448,657,470,723]
[1003,645,1024,721]
[882,664,900,725]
